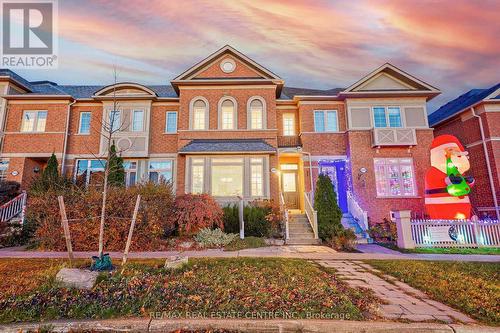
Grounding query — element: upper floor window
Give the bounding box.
[283,113,295,136]
[314,110,338,132]
[248,98,265,130]
[373,106,402,128]
[191,98,208,130]
[131,110,144,132]
[21,110,47,132]
[219,98,237,130]
[165,111,177,133]
[374,158,416,197]
[109,110,121,132]
[78,112,91,134]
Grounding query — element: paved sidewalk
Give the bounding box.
[317,260,475,324]
[0,318,497,333]
[0,245,499,262]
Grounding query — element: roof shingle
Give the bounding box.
[179,139,276,153]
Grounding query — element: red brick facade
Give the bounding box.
[0,47,449,227]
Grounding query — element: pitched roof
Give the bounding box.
[429,83,500,126]
[0,69,34,91]
[280,87,344,100]
[179,139,276,154]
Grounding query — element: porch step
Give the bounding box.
[341,213,372,244]
[286,238,321,245]
[287,212,318,245]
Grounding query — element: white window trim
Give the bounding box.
[74,159,106,186]
[148,158,176,187]
[185,155,269,199]
[246,96,267,130]
[21,110,47,133]
[78,112,91,135]
[374,158,417,198]
[189,96,209,130]
[131,109,145,132]
[165,111,178,133]
[282,113,296,136]
[217,96,238,130]
[372,106,404,128]
[313,110,339,132]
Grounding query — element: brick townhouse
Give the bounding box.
[429,83,500,220]
[0,45,441,242]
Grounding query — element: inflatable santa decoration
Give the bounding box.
[425,135,475,220]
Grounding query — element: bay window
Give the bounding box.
[374,158,416,197]
[109,110,121,132]
[132,110,144,132]
[187,156,268,198]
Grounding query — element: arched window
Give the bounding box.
[218,97,237,130]
[190,98,208,130]
[247,97,266,130]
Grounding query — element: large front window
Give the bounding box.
[211,158,243,196]
[373,106,402,128]
[188,156,267,198]
[75,160,106,186]
[374,158,416,197]
[148,160,173,184]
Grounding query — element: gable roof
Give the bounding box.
[341,63,440,99]
[0,69,34,91]
[173,45,282,82]
[428,83,500,126]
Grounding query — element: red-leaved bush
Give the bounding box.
[170,194,223,236]
[28,182,174,251]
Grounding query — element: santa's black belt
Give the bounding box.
[425,188,448,194]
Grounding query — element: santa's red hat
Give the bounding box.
[430,135,465,151]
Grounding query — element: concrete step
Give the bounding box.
[286,238,321,245]
[288,232,315,239]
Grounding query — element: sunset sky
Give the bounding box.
[11,0,500,112]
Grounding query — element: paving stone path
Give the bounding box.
[317,260,475,324]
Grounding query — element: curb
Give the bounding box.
[0,319,497,333]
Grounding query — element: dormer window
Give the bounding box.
[248,97,266,130]
[218,97,237,130]
[190,98,208,130]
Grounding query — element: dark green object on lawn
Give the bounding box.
[91,253,114,271]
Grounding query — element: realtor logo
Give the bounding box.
[1,0,58,68]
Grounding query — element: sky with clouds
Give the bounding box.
[11,0,500,112]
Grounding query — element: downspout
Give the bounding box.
[471,107,499,220]
[61,100,76,176]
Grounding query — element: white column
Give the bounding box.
[394,210,415,249]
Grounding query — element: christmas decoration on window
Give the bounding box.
[425,135,475,219]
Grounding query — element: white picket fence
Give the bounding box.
[411,219,500,248]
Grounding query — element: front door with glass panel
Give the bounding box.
[282,170,299,209]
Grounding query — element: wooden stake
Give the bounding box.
[122,195,141,269]
[57,196,74,266]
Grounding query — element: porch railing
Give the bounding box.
[347,191,368,230]
[280,192,289,240]
[304,192,318,239]
[0,191,27,224]
[410,219,500,248]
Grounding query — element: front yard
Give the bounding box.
[0,258,379,323]
[367,260,500,325]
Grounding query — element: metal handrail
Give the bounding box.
[304,192,318,239]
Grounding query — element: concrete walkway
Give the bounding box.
[1,245,499,262]
[0,318,497,333]
[318,260,474,324]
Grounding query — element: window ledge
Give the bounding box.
[163,132,178,135]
